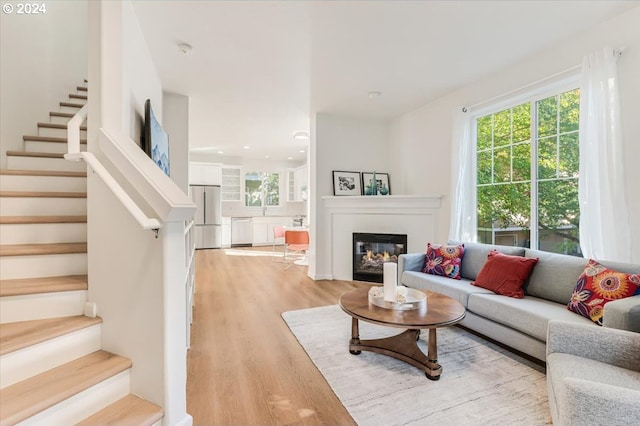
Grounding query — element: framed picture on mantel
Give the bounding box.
[332,171,362,196]
[362,172,390,195]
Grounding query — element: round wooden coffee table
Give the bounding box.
[339,287,466,380]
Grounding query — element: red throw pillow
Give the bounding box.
[567,259,640,325]
[471,250,538,298]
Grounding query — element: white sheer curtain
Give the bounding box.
[578,47,632,262]
[448,109,477,243]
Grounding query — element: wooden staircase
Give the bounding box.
[0,83,163,425]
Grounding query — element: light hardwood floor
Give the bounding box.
[187,247,370,425]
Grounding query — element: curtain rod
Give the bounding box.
[462,47,626,113]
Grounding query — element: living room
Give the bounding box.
[1,1,639,425]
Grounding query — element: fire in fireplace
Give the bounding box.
[352,233,408,283]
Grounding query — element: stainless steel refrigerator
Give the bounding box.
[190,185,222,249]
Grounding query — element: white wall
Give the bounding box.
[164,93,190,193]
[0,0,87,168]
[389,6,640,262]
[311,114,390,279]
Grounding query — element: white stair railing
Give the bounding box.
[64,104,161,232]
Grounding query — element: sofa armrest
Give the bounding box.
[398,253,425,274]
[603,295,640,333]
[547,320,640,371]
[558,378,640,425]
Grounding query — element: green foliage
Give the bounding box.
[245,172,280,207]
[475,89,581,254]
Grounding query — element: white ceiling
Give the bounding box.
[132,1,636,162]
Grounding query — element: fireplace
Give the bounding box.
[353,233,408,283]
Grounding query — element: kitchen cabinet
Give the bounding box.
[189,162,222,185]
[221,217,231,247]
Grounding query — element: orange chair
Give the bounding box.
[272,225,286,261]
[284,230,309,270]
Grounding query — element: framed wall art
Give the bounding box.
[332,171,362,196]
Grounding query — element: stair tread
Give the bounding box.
[23,135,87,143]
[0,350,131,426]
[60,102,84,108]
[0,315,101,356]
[0,215,87,224]
[77,86,87,92]
[0,190,87,198]
[76,394,163,426]
[6,151,65,159]
[69,94,88,100]
[0,274,88,297]
[50,112,75,118]
[0,169,87,177]
[0,242,87,257]
[37,122,87,131]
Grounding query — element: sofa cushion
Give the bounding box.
[524,249,588,304]
[454,242,526,281]
[471,250,538,298]
[467,293,592,341]
[402,271,493,306]
[422,243,465,279]
[567,259,640,325]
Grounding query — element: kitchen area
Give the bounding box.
[189,161,308,249]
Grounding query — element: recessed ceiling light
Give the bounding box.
[368,91,382,98]
[178,42,193,55]
[293,131,309,140]
[217,150,224,154]
[265,155,270,158]
[243,146,250,150]
[299,150,305,153]
[287,156,293,160]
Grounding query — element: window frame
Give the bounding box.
[243,171,282,208]
[470,75,581,252]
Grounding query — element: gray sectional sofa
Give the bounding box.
[398,242,640,362]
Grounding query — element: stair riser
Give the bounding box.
[0,253,88,281]
[0,223,87,244]
[0,198,86,216]
[0,290,86,323]
[24,141,87,154]
[37,127,87,139]
[59,105,84,114]
[67,97,87,105]
[0,175,86,192]
[17,370,130,426]
[7,156,86,172]
[0,324,101,389]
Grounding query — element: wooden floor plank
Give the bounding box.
[187,247,368,425]
[0,275,88,297]
[0,315,101,356]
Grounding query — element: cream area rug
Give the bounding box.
[282,305,551,426]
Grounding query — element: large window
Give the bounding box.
[245,172,280,207]
[476,88,581,255]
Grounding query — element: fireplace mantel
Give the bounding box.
[317,194,443,281]
[322,194,441,211]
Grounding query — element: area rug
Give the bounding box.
[282,305,551,426]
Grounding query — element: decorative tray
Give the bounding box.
[368,286,427,311]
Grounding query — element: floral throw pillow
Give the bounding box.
[567,259,640,325]
[422,243,465,280]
